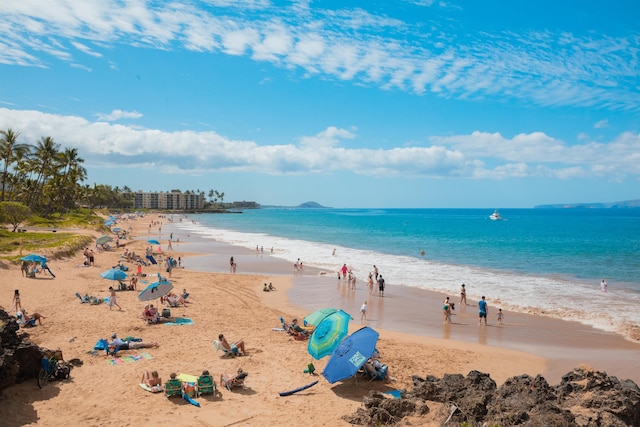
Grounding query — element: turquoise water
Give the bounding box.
[172,208,640,339]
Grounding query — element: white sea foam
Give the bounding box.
[174,221,640,341]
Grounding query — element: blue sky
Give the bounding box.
[1,0,639,208]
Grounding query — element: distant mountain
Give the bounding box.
[296,201,328,208]
[535,199,640,209]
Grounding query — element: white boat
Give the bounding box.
[489,210,502,220]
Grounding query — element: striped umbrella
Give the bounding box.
[304,308,338,327]
[307,309,351,360]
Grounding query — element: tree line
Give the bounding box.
[0,127,228,224]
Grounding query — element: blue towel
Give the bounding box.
[164,318,194,326]
[383,390,402,399]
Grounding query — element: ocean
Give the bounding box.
[170,208,640,340]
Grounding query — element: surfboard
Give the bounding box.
[139,383,162,393]
[278,380,319,397]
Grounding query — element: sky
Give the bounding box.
[1,0,639,209]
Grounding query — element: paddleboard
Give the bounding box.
[278,380,319,397]
[139,383,163,393]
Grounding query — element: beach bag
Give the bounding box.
[162,308,171,318]
[55,363,71,380]
[94,339,108,351]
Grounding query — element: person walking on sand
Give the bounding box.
[12,289,22,313]
[478,296,488,326]
[108,286,122,311]
[497,308,504,324]
[460,284,467,305]
[378,275,385,297]
[443,297,452,324]
[341,264,348,279]
[360,300,368,323]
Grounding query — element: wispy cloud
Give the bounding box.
[0,2,637,111]
[3,108,638,181]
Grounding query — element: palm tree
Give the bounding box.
[26,136,60,209]
[0,128,31,201]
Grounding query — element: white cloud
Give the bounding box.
[95,110,143,121]
[594,119,609,128]
[0,2,637,111]
[71,41,103,58]
[2,108,639,182]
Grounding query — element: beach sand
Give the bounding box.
[1,214,638,427]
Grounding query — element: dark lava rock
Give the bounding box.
[344,368,640,426]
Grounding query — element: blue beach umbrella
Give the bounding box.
[323,326,379,384]
[307,309,351,360]
[96,235,112,245]
[138,280,174,302]
[104,220,114,226]
[21,254,47,263]
[304,308,338,327]
[100,268,128,281]
[112,227,121,232]
[147,239,161,245]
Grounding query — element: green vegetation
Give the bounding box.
[0,229,93,262]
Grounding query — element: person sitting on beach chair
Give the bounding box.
[362,358,389,381]
[220,368,248,391]
[164,373,182,398]
[288,318,312,340]
[216,334,246,357]
[197,370,216,397]
[143,304,161,324]
[16,309,46,327]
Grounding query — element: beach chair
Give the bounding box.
[220,370,247,391]
[213,340,237,358]
[197,374,216,397]
[15,311,36,328]
[164,378,182,398]
[362,361,388,381]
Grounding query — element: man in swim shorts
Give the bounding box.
[478,295,488,326]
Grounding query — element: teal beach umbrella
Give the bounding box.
[307,309,351,360]
[304,308,338,327]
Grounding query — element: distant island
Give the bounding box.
[262,201,330,209]
[535,199,640,209]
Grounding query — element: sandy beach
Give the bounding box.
[1,213,639,427]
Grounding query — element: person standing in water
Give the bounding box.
[460,284,467,305]
[478,296,488,326]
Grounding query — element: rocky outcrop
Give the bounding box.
[0,309,49,395]
[344,368,640,426]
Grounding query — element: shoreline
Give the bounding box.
[162,221,640,385]
[0,213,638,427]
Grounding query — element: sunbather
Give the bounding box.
[218,334,246,356]
[109,333,158,351]
[287,318,311,339]
[141,370,163,392]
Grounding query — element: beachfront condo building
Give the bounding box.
[127,190,204,210]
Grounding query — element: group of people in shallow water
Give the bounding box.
[442,284,504,326]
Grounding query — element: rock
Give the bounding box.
[345,368,640,426]
[0,309,52,395]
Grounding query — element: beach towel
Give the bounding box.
[164,317,194,326]
[106,353,153,366]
